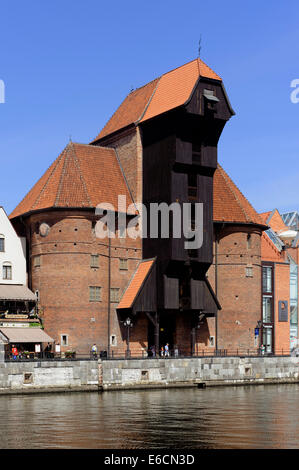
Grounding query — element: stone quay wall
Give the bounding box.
[100,356,299,390]
[0,357,99,394]
[1,353,299,394]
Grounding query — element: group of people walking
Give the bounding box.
[150,343,175,357]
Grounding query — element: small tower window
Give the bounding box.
[0,236,4,252]
[110,288,120,303]
[90,255,99,268]
[89,286,101,302]
[119,258,128,270]
[34,256,41,267]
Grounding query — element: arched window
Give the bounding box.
[3,262,12,280]
[0,235,4,252]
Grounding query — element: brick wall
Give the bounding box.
[210,226,263,352]
[28,210,142,355]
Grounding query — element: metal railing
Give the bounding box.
[5,347,297,362]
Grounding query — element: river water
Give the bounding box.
[1,384,299,449]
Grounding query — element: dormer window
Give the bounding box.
[203,89,219,113]
[0,236,4,252]
[3,262,12,280]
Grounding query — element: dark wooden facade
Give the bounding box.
[141,78,234,325]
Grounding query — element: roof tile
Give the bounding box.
[92,58,221,142]
[118,259,155,309]
[213,165,265,226]
[10,143,134,219]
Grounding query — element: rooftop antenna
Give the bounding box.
[198,36,202,58]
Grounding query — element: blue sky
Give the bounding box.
[0,0,299,215]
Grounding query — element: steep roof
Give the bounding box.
[92,58,222,142]
[117,258,155,309]
[213,165,266,226]
[259,209,288,233]
[10,142,135,219]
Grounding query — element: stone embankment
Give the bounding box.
[1,349,299,395]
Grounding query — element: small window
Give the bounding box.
[247,234,252,249]
[89,286,101,302]
[263,266,272,293]
[3,263,12,280]
[34,256,41,267]
[0,236,4,252]
[246,266,253,278]
[209,336,215,347]
[110,335,117,346]
[61,334,68,346]
[110,288,120,303]
[90,255,99,268]
[119,258,128,270]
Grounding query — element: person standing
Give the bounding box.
[11,344,18,360]
[165,343,170,357]
[160,346,164,357]
[91,343,98,359]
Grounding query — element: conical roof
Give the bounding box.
[213,165,266,226]
[10,142,134,219]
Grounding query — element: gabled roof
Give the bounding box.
[259,209,288,233]
[118,258,155,310]
[10,142,135,219]
[213,165,266,226]
[92,58,222,142]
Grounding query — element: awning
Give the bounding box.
[0,285,36,301]
[0,327,54,343]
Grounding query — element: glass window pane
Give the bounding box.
[263,296,272,323]
[263,266,272,293]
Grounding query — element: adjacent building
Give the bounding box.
[0,206,52,356]
[260,209,299,354]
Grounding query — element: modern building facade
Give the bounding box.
[260,209,299,354]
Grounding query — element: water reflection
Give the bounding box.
[1,384,299,448]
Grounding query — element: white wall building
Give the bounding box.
[0,206,27,286]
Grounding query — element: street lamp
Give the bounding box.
[124,317,133,358]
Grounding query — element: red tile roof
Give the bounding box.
[213,165,266,226]
[92,58,222,142]
[118,259,155,309]
[10,142,135,219]
[259,209,288,233]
